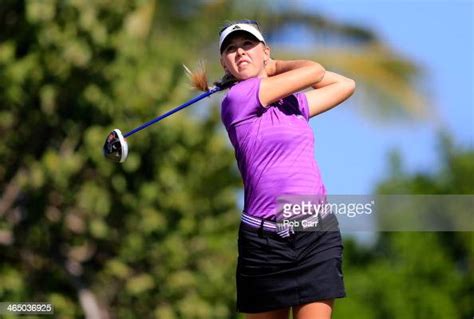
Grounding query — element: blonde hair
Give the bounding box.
[183,61,237,92]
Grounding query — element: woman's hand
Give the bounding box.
[259,60,325,107]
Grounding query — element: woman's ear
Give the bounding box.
[263,45,271,65]
[220,57,228,72]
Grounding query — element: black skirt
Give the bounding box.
[236,213,346,313]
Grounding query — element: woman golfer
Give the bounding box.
[193,20,355,319]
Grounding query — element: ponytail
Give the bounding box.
[214,73,238,90]
[183,61,237,92]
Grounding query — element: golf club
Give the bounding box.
[103,85,222,163]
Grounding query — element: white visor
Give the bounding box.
[219,23,265,53]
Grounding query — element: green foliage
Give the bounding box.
[1,1,241,317]
[334,136,473,318]
[379,133,474,195]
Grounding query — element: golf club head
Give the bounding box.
[103,129,128,163]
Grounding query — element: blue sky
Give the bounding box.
[284,0,474,194]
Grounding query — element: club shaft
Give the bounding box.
[123,86,222,138]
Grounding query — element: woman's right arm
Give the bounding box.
[259,60,325,107]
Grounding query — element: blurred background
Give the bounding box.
[0,0,472,318]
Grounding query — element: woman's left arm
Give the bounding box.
[305,71,356,118]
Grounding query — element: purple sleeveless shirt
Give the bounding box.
[221,77,326,219]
